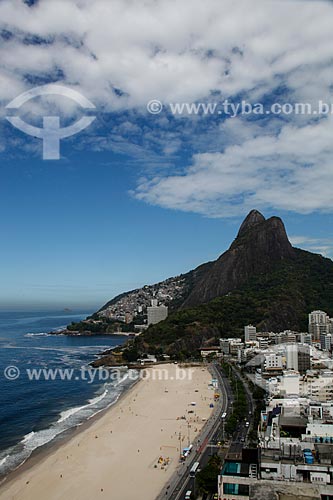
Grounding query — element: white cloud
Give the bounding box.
[1,0,333,217]
[1,0,333,108]
[289,236,333,258]
[135,116,333,216]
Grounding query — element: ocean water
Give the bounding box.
[0,310,137,477]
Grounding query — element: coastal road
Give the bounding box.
[156,363,231,500]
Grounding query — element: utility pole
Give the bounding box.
[187,422,191,447]
[179,432,182,460]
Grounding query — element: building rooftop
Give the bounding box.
[280,415,308,427]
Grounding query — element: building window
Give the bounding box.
[223,483,250,495]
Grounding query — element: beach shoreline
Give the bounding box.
[0,375,141,488]
[0,364,215,500]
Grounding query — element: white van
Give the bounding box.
[185,491,192,500]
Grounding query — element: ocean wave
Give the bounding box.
[88,389,109,406]
[22,431,35,444]
[57,405,86,423]
[86,393,121,420]
[57,389,108,423]
[3,346,108,354]
[113,371,129,387]
[0,370,139,479]
[0,456,9,467]
[58,388,113,424]
[21,428,61,452]
[25,332,50,337]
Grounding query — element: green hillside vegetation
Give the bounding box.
[67,318,135,334]
[133,248,333,356]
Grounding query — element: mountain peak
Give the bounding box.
[182,209,294,308]
[237,209,266,238]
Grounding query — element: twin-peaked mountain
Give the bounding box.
[97,210,333,355]
[181,210,295,308]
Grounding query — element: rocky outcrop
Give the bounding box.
[181,210,294,307]
[87,209,333,356]
[96,210,295,315]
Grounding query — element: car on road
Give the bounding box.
[185,490,192,499]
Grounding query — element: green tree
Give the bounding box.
[196,454,222,494]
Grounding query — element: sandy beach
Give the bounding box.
[0,364,215,500]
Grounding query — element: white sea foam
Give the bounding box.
[0,370,139,478]
[0,456,9,467]
[25,332,50,337]
[57,404,86,423]
[88,389,108,405]
[113,372,129,387]
[87,393,121,420]
[21,429,58,451]
[22,432,35,444]
[58,389,109,423]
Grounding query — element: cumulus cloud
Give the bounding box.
[1,0,333,107]
[289,236,333,258]
[135,116,333,216]
[1,0,333,216]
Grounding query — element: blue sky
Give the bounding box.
[0,0,333,310]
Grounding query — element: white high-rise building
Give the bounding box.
[286,344,298,371]
[301,371,333,402]
[309,310,329,325]
[147,300,168,325]
[329,319,333,334]
[244,325,256,342]
[258,337,269,350]
[300,332,312,344]
[264,353,283,370]
[309,310,329,341]
[281,370,300,397]
[220,338,231,355]
[320,332,332,351]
